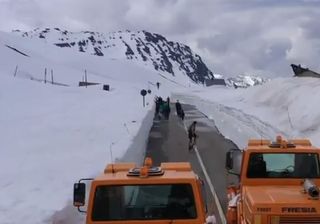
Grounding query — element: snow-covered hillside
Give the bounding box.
[0,30,181,224]
[13,28,214,84]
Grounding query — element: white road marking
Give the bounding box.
[194,147,226,224]
[183,122,226,224]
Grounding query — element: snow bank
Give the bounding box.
[175,77,320,148]
[0,74,155,224]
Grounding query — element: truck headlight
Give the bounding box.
[270,216,280,224]
[254,215,261,224]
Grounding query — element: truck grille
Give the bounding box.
[279,216,320,223]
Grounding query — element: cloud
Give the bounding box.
[1,0,320,77]
[193,2,320,76]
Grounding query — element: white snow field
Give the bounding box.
[1,30,320,223]
[174,77,320,148]
[0,31,174,224]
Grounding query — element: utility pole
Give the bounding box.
[44,68,47,84]
[51,69,54,84]
[85,70,87,88]
[14,65,18,77]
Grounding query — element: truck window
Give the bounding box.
[247,153,320,178]
[91,184,197,221]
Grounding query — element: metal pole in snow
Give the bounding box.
[14,65,18,77]
[51,69,54,84]
[85,70,87,88]
[44,68,47,84]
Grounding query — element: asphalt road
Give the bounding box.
[145,103,238,224]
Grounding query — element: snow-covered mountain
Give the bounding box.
[13,28,214,84]
[225,74,269,88]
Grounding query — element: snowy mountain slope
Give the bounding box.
[13,28,214,84]
[1,30,195,90]
[0,30,180,224]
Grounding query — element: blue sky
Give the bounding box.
[1,0,320,77]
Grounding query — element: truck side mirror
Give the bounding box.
[73,183,86,207]
[226,151,234,170]
[226,149,242,176]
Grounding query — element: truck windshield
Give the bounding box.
[91,184,197,221]
[247,153,320,178]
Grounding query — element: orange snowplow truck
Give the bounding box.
[73,158,208,223]
[225,136,320,224]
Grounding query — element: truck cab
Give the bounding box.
[225,136,320,224]
[73,158,207,224]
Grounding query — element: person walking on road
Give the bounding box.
[155,96,160,116]
[163,102,171,120]
[175,100,185,120]
[175,100,182,117]
[188,121,197,151]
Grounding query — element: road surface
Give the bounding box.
[145,103,238,224]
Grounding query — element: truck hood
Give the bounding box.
[243,186,320,214]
